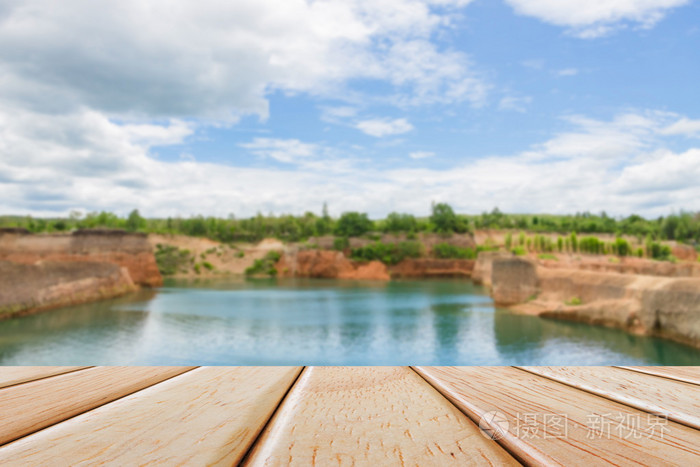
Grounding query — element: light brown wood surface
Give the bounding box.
[519,366,700,430]
[0,366,89,389]
[415,366,700,466]
[0,366,194,446]
[618,366,700,386]
[0,366,302,466]
[244,366,518,466]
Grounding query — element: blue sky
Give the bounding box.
[1,0,699,218]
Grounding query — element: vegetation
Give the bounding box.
[4,205,700,264]
[154,244,192,276]
[432,243,476,259]
[244,251,281,276]
[565,296,582,306]
[350,241,423,265]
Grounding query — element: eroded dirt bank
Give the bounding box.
[489,256,700,348]
[0,229,161,319]
[1,230,162,286]
[0,260,136,319]
[275,250,475,280]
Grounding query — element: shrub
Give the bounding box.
[236,251,245,258]
[613,237,631,256]
[154,244,192,276]
[202,261,214,271]
[433,243,476,259]
[511,246,526,256]
[194,263,201,274]
[565,296,582,306]
[333,236,349,251]
[538,253,557,261]
[351,241,424,265]
[245,250,282,276]
[504,232,512,251]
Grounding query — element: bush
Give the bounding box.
[333,236,349,251]
[511,246,526,256]
[432,243,476,259]
[245,250,282,276]
[565,296,582,306]
[351,241,424,265]
[154,244,192,275]
[202,261,214,271]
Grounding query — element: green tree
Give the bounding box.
[334,212,373,237]
[125,209,146,232]
[430,202,463,233]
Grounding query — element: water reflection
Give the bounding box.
[1,278,699,365]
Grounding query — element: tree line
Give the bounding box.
[2,204,700,246]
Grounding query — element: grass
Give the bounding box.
[537,253,557,261]
[565,296,582,306]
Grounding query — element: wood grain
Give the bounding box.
[243,366,518,466]
[0,366,301,466]
[415,366,700,466]
[0,366,90,389]
[518,366,700,430]
[617,366,700,386]
[0,366,194,446]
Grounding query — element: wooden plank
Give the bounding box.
[0,366,301,466]
[0,366,195,446]
[243,366,519,466]
[415,366,700,466]
[518,367,700,430]
[0,366,90,389]
[617,366,700,386]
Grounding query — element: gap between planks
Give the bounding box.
[515,366,700,430]
[0,366,92,390]
[0,366,197,447]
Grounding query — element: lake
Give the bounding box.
[1,278,699,365]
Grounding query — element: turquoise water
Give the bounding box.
[1,278,699,365]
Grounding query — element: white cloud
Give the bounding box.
[505,0,690,37]
[240,138,318,164]
[3,105,700,219]
[659,118,700,137]
[356,118,414,137]
[557,68,579,76]
[0,0,486,121]
[409,151,435,159]
[498,96,533,113]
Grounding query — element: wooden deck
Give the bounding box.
[0,367,698,466]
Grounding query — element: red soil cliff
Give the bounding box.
[0,230,162,287]
[276,250,390,280]
[0,260,136,319]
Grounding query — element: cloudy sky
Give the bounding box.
[1,0,699,218]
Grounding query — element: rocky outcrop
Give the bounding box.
[276,250,389,280]
[491,258,537,306]
[0,230,162,286]
[471,251,514,287]
[0,260,136,319]
[537,255,700,278]
[490,257,700,348]
[389,259,474,278]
